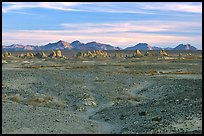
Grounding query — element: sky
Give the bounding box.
[2,2,202,49]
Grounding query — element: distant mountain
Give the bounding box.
[2,44,37,51]
[84,41,121,50]
[70,41,121,50]
[125,43,152,50]
[39,40,73,50]
[2,41,198,51]
[152,46,162,50]
[70,40,85,50]
[2,40,121,51]
[125,43,198,50]
[173,44,197,50]
[125,43,162,50]
[164,47,174,50]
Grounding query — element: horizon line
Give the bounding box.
[2,39,201,50]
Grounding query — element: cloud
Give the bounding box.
[2,2,88,13]
[137,2,202,13]
[3,2,201,14]
[60,20,201,35]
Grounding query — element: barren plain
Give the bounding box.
[2,50,202,134]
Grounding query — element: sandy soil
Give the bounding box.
[2,51,202,134]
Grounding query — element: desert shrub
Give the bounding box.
[72,104,86,111]
[145,70,157,75]
[27,96,53,106]
[126,94,142,102]
[10,94,21,103]
[95,79,105,82]
[45,97,67,109]
[2,94,8,102]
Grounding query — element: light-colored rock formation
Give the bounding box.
[3,51,12,57]
[25,52,34,58]
[76,52,83,58]
[75,50,109,58]
[19,53,25,58]
[159,50,168,56]
[42,52,47,58]
[48,50,57,58]
[114,53,124,58]
[35,52,47,58]
[133,50,143,57]
[56,50,62,58]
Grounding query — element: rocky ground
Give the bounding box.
[2,51,202,134]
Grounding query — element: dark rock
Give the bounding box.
[139,111,148,116]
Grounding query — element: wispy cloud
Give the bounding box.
[3,2,202,14]
[138,2,202,13]
[60,20,201,33]
[2,2,88,13]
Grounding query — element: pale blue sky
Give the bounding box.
[2,2,202,49]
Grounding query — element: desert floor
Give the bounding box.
[2,51,202,134]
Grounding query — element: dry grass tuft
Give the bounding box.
[126,94,143,102]
[26,96,53,106]
[145,70,157,75]
[26,95,67,110]
[10,94,21,103]
[160,71,196,75]
[95,79,105,82]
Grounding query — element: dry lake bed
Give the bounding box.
[2,50,202,134]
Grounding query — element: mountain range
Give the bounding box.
[2,40,198,51]
[124,43,197,50]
